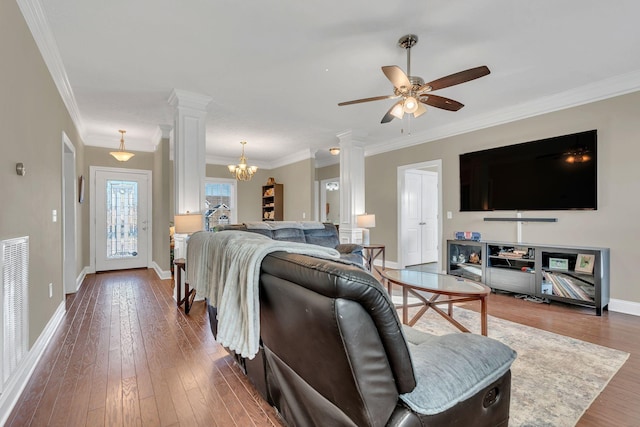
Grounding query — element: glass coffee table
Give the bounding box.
[381,269,491,336]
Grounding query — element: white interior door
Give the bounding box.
[94,168,151,271]
[422,171,439,263]
[400,164,441,268]
[402,171,423,266]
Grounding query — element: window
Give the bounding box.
[204,178,237,230]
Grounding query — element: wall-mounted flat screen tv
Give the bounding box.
[460,130,597,211]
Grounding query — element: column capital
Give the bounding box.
[153,124,173,148]
[336,129,367,144]
[168,89,212,111]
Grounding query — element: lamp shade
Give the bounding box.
[174,213,203,234]
[357,214,376,228]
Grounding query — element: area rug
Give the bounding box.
[409,307,629,427]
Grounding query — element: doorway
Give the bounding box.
[398,160,442,270]
[91,166,152,272]
[62,133,77,293]
[319,177,340,224]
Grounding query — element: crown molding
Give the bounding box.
[17,0,85,138]
[268,148,314,169]
[207,148,314,170]
[152,124,172,148]
[365,70,640,157]
[315,155,340,169]
[84,134,157,153]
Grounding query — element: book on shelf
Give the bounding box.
[543,271,594,302]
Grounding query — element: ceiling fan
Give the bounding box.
[338,34,490,123]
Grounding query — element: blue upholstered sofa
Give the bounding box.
[213,221,363,264]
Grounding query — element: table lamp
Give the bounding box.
[174,213,203,235]
[357,213,376,245]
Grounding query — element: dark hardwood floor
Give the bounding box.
[7,268,640,426]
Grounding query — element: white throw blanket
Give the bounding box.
[186,230,340,359]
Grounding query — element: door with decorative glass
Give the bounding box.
[94,169,151,271]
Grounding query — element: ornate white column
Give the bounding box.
[168,89,212,215]
[337,130,367,244]
[168,90,211,268]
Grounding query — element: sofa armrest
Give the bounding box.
[336,243,362,254]
[401,333,516,415]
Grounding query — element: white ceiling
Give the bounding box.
[29,0,640,167]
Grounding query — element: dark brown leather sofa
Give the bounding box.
[207,251,516,427]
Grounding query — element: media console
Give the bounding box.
[447,240,610,315]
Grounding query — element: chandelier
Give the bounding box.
[110,130,135,162]
[227,141,258,181]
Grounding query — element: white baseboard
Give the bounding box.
[373,259,399,270]
[152,261,172,280]
[609,298,640,317]
[75,267,89,292]
[0,301,66,426]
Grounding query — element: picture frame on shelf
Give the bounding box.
[549,257,569,271]
[575,253,595,274]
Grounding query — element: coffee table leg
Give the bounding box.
[481,296,488,336]
[403,287,408,324]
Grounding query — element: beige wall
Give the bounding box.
[1,0,85,346]
[206,164,271,222]
[316,163,339,181]
[271,159,315,221]
[152,139,171,271]
[205,159,315,222]
[365,90,640,304]
[81,146,155,269]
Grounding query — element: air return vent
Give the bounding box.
[0,236,29,393]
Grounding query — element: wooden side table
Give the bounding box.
[174,258,196,314]
[362,244,385,276]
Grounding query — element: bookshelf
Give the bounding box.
[447,240,484,282]
[262,183,283,221]
[485,244,536,295]
[538,247,609,315]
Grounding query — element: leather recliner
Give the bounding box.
[208,252,515,427]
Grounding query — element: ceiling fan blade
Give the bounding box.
[381,100,403,123]
[420,66,490,92]
[338,94,397,106]
[421,94,464,111]
[382,65,411,90]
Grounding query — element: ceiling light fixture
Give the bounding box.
[228,141,258,181]
[110,130,135,162]
[329,147,340,155]
[390,102,405,119]
[403,96,419,113]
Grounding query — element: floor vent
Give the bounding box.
[0,236,29,394]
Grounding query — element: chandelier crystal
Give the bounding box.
[227,141,258,181]
[110,130,135,162]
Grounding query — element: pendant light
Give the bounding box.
[110,130,135,162]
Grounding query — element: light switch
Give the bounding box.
[52,209,57,222]
[447,211,453,219]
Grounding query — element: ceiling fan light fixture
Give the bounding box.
[413,102,427,118]
[390,102,405,119]
[403,96,419,113]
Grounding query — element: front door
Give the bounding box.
[94,168,151,271]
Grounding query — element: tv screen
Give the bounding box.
[460,130,597,211]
